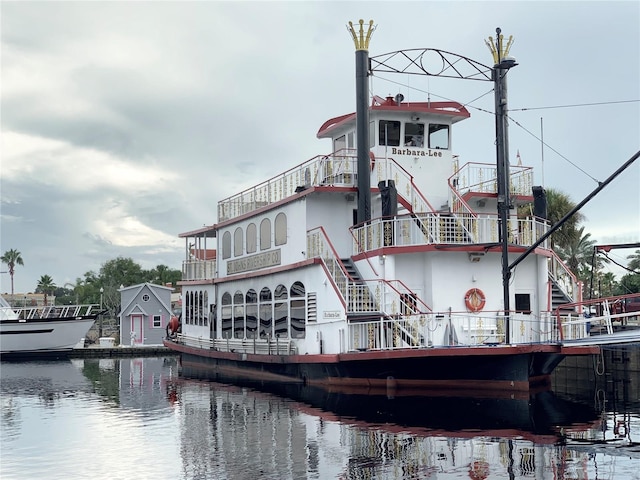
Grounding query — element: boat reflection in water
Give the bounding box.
[2,356,637,479]
[173,364,619,480]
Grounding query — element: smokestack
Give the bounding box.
[348,19,375,224]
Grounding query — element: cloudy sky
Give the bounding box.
[1,1,639,294]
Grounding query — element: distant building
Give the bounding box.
[2,293,50,307]
[119,283,174,346]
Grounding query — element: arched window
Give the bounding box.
[203,291,208,326]
[185,291,191,325]
[221,292,232,339]
[188,291,194,325]
[275,212,287,246]
[246,223,257,254]
[222,231,232,259]
[246,289,258,339]
[290,281,306,339]
[234,227,243,257]
[260,218,271,251]
[233,290,244,339]
[259,287,272,339]
[198,291,204,326]
[274,284,288,338]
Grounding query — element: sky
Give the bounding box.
[1,1,639,294]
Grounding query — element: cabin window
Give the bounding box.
[198,291,205,326]
[275,213,287,246]
[221,292,232,339]
[233,290,244,339]
[333,135,346,154]
[153,315,161,328]
[259,287,273,339]
[260,218,271,251]
[203,291,208,326]
[369,121,375,148]
[347,131,354,149]
[515,293,532,314]
[234,227,243,257]
[428,124,449,149]
[379,120,401,146]
[245,289,258,339]
[404,122,424,147]
[290,281,306,338]
[209,303,216,337]
[185,292,191,325]
[246,223,257,254]
[274,284,288,338]
[222,231,231,259]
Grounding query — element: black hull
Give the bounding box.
[165,340,598,394]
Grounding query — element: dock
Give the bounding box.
[68,344,177,359]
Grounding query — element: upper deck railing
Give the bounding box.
[453,161,533,197]
[217,150,360,222]
[352,213,549,253]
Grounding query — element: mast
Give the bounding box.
[488,28,516,341]
[348,19,375,224]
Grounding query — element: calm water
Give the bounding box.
[0,347,638,480]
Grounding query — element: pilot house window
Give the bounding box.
[379,120,401,146]
[404,122,424,147]
[428,124,449,149]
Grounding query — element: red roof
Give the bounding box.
[317,96,470,139]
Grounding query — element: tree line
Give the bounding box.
[0,253,181,317]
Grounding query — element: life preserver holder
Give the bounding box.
[465,288,486,312]
[369,151,376,171]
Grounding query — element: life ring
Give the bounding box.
[369,151,376,171]
[465,288,486,312]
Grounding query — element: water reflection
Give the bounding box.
[0,348,638,480]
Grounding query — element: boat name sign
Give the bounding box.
[390,148,444,157]
[227,249,282,275]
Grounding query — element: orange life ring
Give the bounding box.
[465,288,486,312]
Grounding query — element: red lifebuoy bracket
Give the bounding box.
[465,288,486,312]
[369,151,376,171]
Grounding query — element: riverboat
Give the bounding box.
[164,23,605,393]
[0,295,100,358]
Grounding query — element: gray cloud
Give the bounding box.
[1,1,638,293]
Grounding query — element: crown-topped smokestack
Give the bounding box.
[348,19,375,224]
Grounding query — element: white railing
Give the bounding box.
[182,259,216,281]
[347,312,512,351]
[176,333,295,355]
[2,303,101,320]
[452,162,533,197]
[307,227,350,303]
[548,250,580,304]
[218,150,359,222]
[352,214,548,253]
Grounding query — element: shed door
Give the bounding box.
[130,315,144,345]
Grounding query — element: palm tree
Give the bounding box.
[1,249,24,297]
[545,188,585,251]
[37,275,57,306]
[556,226,596,276]
[628,250,640,273]
[600,272,617,297]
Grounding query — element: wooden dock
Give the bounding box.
[68,345,178,359]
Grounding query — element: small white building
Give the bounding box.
[119,283,174,346]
